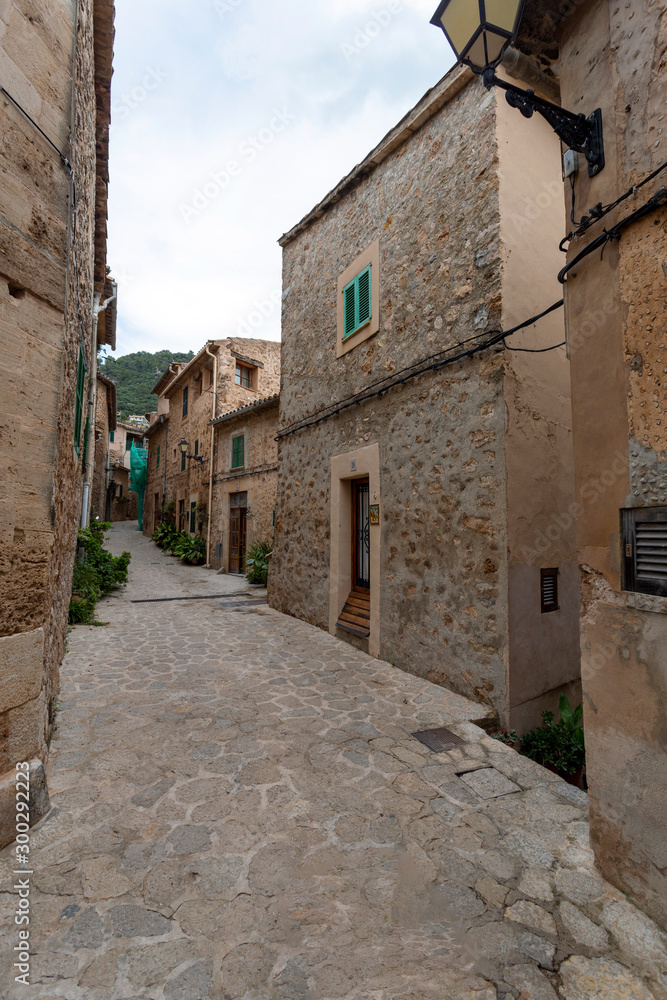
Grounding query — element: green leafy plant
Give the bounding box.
[245,541,272,585]
[68,521,130,625]
[152,522,178,549]
[490,729,519,745]
[520,693,585,777]
[172,533,206,564]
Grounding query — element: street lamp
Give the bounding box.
[179,438,204,464]
[430,0,605,177]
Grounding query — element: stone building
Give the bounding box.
[517,0,667,927]
[107,420,146,521]
[90,373,117,522]
[270,62,582,732]
[144,339,280,564]
[0,0,114,833]
[209,394,279,573]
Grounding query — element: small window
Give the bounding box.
[156,445,160,468]
[109,431,115,443]
[126,437,133,450]
[235,363,253,389]
[74,342,86,456]
[194,439,199,457]
[622,507,667,597]
[182,385,189,418]
[541,568,559,613]
[117,484,123,498]
[230,491,248,507]
[342,265,372,340]
[181,450,186,471]
[231,434,245,469]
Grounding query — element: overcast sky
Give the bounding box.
[105,0,454,359]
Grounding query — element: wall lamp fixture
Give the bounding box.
[179,438,204,464]
[430,0,604,177]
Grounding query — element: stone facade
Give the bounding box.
[523,0,667,926]
[90,373,117,522]
[270,65,580,731]
[144,340,280,561]
[0,0,114,837]
[209,395,279,573]
[107,421,144,521]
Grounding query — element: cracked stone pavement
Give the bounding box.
[1,521,665,1000]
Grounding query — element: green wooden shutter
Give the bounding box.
[74,343,86,456]
[343,283,356,338]
[357,266,371,326]
[342,265,372,340]
[232,435,244,468]
[156,445,161,468]
[109,431,115,443]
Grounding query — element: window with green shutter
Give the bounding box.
[73,342,87,456]
[109,431,115,443]
[231,434,245,469]
[182,386,189,418]
[156,445,161,468]
[342,265,372,340]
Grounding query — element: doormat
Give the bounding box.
[412,727,467,752]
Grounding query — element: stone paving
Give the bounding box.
[1,521,665,1000]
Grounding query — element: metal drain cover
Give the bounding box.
[412,727,466,753]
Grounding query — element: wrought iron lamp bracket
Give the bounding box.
[482,69,604,177]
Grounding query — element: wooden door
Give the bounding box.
[229,502,248,572]
[351,478,370,591]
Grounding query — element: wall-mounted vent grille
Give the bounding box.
[623,507,667,597]
[541,568,559,613]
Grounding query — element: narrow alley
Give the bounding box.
[0,522,664,1000]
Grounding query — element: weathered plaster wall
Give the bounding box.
[495,72,581,730]
[271,77,517,719]
[0,0,104,785]
[209,401,279,572]
[558,0,667,925]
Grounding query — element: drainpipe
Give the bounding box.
[80,288,117,529]
[204,342,218,567]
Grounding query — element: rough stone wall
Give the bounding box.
[271,77,515,718]
[0,0,103,778]
[209,402,279,571]
[91,379,111,522]
[557,0,667,925]
[143,339,281,539]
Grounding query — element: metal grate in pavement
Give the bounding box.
[215,599,268,608]
[412,727,467,753]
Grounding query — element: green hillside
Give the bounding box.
[100,350,194,419]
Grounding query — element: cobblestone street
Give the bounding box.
[1,521,665,1000]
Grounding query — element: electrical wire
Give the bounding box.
[1,86,72,171]
[558,186,667,284]
[559,158,667,250]
[277,299,564,440]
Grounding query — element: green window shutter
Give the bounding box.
[343,283,356,338]
[194,439,199,456]
[73,343,86,455]
[109,431,115,443]
[82,417,90,465]
[358,266,371,325]
[156,445,160,468]
[181,451,186,471]
[232,435,244,468]
[342,265,372,340]
[182,386,189,418]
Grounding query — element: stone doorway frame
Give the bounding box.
[329,443,381,657]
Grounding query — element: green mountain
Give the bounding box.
[100,350,195,420]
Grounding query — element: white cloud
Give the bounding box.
[107,0,454,357]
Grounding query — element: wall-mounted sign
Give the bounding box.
[369,504,380,525]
